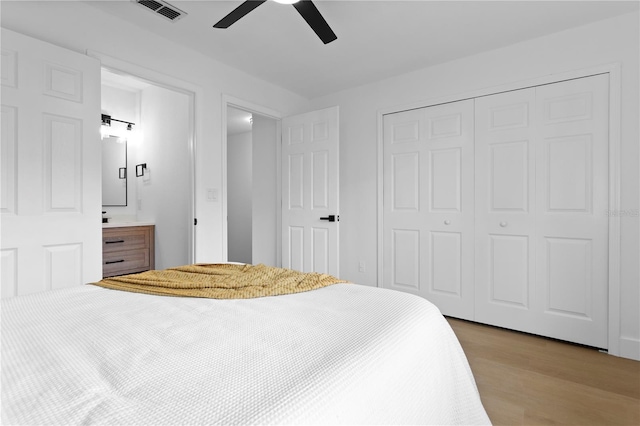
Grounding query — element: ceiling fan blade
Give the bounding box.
[292,0,337,44]
[213,0,267,29]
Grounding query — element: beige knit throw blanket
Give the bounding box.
[92,263,348,299]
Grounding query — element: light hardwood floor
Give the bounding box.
[447,318,640,425]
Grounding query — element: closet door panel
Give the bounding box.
[490,140,529,212]
[475,88,537,330]
[429,148,462,212]
[383,100,474,319]
[421,100,474,319]
[535,74,609,348]
[429,230,462,296]
[383,109,423,297]
[391,229,420,290]
[488,234,530,307]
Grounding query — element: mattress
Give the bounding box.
[1,282,490,425]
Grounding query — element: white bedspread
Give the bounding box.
[1,283,490,425]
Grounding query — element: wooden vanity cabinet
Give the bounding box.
[102,225,155,278]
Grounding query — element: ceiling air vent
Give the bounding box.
[132,0,187,22]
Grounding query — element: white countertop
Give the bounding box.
[102,221,155,229]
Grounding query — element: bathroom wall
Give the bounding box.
[138,84,191,270]
[101,84,139,220]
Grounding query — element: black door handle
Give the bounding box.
[320,215,339,222]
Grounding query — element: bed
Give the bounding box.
[1,266,490,425]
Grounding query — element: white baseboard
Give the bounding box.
[619,336,640,361]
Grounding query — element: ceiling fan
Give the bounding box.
[213,0,337,44]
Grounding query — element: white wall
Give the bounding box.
[138,85,190,270]
[227,131,252,264]
[101,85,139,219]
[309,11,639,359]
[0,0,310,264]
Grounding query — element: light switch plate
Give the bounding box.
[207,188,218,202]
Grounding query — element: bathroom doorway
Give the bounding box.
[101,68,195,270]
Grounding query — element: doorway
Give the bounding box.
[225,104,279,265]
[227,106,253,263]
[100,68,195,269]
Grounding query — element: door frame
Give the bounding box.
[376,62,622,356]
[221,95,283,265]
[88,50,199,265]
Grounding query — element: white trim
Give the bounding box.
[376,109,385,293]
[376,63,622,356]
[275,119,282,267]
[221,95,283,264]
[619,336,640,360]
[88,50,200,264]
[607,63,622,357]
[378,63,620,116]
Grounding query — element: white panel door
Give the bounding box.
[1,29,101,298]
[475,75,609,348]
[383,100,475,319]
[475,88,537,331]
[281,106,339,275]
[534,75,609,348]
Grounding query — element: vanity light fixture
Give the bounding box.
[101,114,136,140]
[100,114,135,130]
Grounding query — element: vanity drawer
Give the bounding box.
[102,225,155,278]
[103,249,150,277]
[103,227,150,253]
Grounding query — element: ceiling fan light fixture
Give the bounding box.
[213,0,336,44]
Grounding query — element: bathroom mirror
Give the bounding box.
[102,136,127,206]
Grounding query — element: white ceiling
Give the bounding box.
[88,0,638,99]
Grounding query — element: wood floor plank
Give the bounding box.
[447,317,640,426]
[522,371,640,425]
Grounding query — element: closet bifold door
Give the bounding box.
[474,88,537,332]
[533,75,609,349]
[475,74,609,349]
[382,99,475,320]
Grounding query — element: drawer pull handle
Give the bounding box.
[106,260,125,264]
[105,240,125,244]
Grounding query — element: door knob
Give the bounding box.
[320,215,339,222]
[444,220,451,225]
[500,221,508,227]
